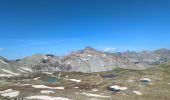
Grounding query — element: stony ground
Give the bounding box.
[0,63,170,100]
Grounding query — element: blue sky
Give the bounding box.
[0,0,170,59]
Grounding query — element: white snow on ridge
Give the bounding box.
[21,67,32,72]
[32,85,65,90]
[1,91,19,98]
[0,59,8,65]
[0,89,13,94]
[0,89,19,98]
[77,93,110,98]
[17,69,27,73]
[25,95,71,100]
[1,69,20,75]
[0,74,13,77]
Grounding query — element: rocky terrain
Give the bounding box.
[0,62,170,100]
[0,47,170,77]
[0,47,170,100]
[111,48,170,67]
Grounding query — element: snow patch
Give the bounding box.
[133,91,142,95]
[91,89,98,92]
[17,69,27,73]
[87,55,92,57]
[1,69,20,75]
[44,56,48,60]
[33,77,41,80]
[1,91,19,98]
[109,85,128,91]
[0,89,13,94]
[54,87,65,90]
[25,95,71,100]
[0,59,8,65]
[74,87,79,89]
[82,58,89,61]
[32,85,65,90]
[21,67,32,72]
[32,85,49,89]
[69,79,81,83]
[40,90,54,94]
[67,61,71,64]
[21,84,31,86]
[0,89,19,98]
[77,93,110,98]
[0,74,13,77]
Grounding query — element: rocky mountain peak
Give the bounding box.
[69,47,99,56]
[84,47,96,51]
[82,47,102,54]
[153,48,170,56]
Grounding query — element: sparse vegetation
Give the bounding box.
[0,64,170,100]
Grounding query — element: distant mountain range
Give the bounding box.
[0,47,170,77]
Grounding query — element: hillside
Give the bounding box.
[0,61,169,100]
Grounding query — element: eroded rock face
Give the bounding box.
[59,47,142,72]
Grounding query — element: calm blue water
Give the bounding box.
[45,77,60,83]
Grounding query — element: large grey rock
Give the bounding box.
[59,47,143,72]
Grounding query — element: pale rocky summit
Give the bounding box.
[59,47,142,72]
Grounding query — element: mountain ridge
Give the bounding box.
[0,47,170,77]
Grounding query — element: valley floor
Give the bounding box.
[0,64,170,100]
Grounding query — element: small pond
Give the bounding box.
[100,73,117,79]
[43,76,60,83]
[140,80,150,84]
